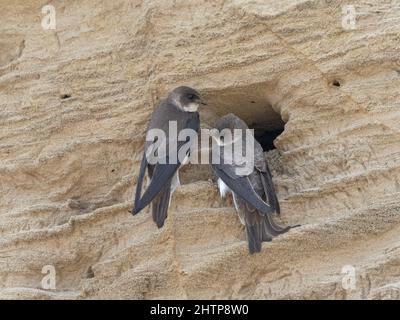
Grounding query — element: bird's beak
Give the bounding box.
[197,98,207,106]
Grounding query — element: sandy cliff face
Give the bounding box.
[1,0,400,299]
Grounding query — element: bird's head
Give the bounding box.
[168,86,207,112]
[210,113,249,146]
[215,113,249,132]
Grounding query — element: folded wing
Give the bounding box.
[132,113,199,215]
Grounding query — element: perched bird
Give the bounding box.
[211,113,290,254]
[132,86,207,228]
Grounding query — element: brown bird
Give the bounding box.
[132,86,207,228]
[211,113,290,254]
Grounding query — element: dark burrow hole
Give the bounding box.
[254,127,284,151]
[332,80,341,87]
[180,86,286,184]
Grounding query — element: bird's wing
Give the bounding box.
[151,179,172,228]
[133,162,176,214]
[252,137,281,214]
[233,193,272,254]
[212,163,274,215]
[253,160,291,234]
[259,164,281,214]
[132,114,199,214]
[263,212,291,236]
[132,152,148,215]
[255,166,291,235]
[232,171,288,254]
[211,132,273,215]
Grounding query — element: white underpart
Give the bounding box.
[218,178,231,198]
[183,102,199,112]
[181,154,190,165]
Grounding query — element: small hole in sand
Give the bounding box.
[60,94,71,100]
[84,266,95,279]
[332,80,341,87]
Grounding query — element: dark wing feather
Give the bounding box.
[263,213,291,236]
[252,135,281,215]
[132,112,199,215]
[257,168,290,235]
[245,224,262,254]
[151,180,172,228]
[132,153,148,215]
[259,165,281,214]
[212,164,274,215]
[245,214,273,254]
[234,194,272,254]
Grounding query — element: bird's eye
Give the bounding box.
[188,94,195,100]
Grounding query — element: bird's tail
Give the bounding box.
[245,216,273,254]
[151,181,172,228]
[263,213,291,237]
[245,224,262,254]
[260,168,281,214]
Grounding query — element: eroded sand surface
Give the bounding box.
[1,0,400,299]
